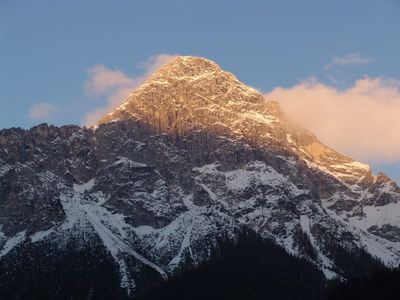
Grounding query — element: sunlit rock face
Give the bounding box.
[1,56,400,297]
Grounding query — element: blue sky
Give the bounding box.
[1,0,400,181]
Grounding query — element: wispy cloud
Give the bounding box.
[84,65,136,96]
[325,53,372,70]
[28,102,58,120]
[265,77,400,163]
[83,54,177,125]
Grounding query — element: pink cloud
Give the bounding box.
[265,77,400,163]
[84,65,136,96]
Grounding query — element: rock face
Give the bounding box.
[1,56,400,297]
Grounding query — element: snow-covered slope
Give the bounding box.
[1,56,400,296]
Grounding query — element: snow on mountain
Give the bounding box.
[1,56,400,296]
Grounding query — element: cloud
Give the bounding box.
[325,53,372,70]
[83,54,177,125]
[84,65,136,96]
[28,102,58,120]
[265,77,400,163]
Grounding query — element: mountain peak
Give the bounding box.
[144,55,251,95]
[151,56,222,78]
[98,56,266,128]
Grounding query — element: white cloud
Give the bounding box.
[83,54,178,125]
[265,77,400,163]
[325,53,372,70]
[28,102,58,120]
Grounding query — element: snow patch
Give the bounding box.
[0,231,26,257]
[112,157,147,169]
[30,228,54,243]
[299,215,337,279]
[348,202,400,230]
[58,179,169,294]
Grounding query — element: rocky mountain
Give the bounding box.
[1,56,400,298]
